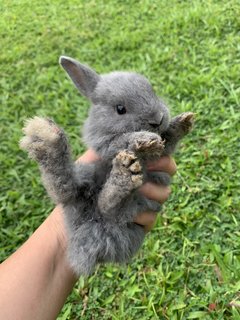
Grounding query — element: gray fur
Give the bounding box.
[20,56,194,276]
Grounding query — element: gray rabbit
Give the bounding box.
[20,56,194,276]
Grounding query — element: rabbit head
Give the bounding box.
[60,56,170,154]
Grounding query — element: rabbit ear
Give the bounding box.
[59,56,100,98]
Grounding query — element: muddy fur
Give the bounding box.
[20,56,194,276]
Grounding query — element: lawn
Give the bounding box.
[1,0,240,319]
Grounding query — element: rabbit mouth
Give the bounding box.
[148,118,163,129]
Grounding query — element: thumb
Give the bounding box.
[76,149,100,163]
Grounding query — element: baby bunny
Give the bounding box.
[20,56,194,276]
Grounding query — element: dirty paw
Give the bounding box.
[114,150,143,188]
[135,136,165,154]
[20,117,63,160]
[129,132,165,157]
[178,112,195,133]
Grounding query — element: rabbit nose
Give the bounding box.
[148,116,163,128]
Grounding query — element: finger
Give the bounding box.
[76,149,100,163]
[134,211,157,233]
[147,156,177,176]
[139,183,171,204]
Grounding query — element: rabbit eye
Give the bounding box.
[116,105,126,115]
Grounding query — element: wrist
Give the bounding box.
[48,206,68,253]
[48,206,77,280]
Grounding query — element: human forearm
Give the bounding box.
[0,207,77,320]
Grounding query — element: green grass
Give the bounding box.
[1,0,240,318]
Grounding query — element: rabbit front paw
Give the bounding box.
[113,150,143,189]
[129,132,165,158]
[98,150,143,215]
[177,112,194,133]
[20,117,64,162]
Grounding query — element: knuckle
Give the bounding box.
[170,160,177,175]
[166,186,171,197]
[149,213,157,224]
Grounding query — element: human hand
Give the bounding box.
[78,149,177,233]
[135,156,177,232]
